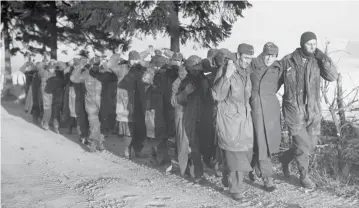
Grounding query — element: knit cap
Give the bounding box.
[300,31,317,47]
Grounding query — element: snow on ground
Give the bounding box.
[1,101,359,208]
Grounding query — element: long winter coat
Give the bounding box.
[171,74,206,175]
[249,55,282,159]
[273,48,338,136]
[38,67,56,110]
[211,61,253,152]
[111,63,143,123]
[70,67,102,120]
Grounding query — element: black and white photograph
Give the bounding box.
[1,0,359,207]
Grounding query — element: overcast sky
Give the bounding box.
[2,1,359,68]
[130,1,359,59]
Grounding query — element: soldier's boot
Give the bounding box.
[32,114,39,125]
[42,121,50,131]
[97,134,105,152]
[124,146,131,159]
[222,171,229,188]
[68,126,73,134]
[298,164,316,189]
[278,149,294,178]
[53,119,60,134]
[134,150,147,158]
[249,163,261,182]
[230,172,249,202]
[79,137,88,145]
[112,121,119,135]
[150,146,160,166]
[87,140,97,153]
[249,171,256,182]
[42,108,52,131]
[263,177,276,192]
[214,162,222,177]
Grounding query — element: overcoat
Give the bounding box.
[249,54,282,159]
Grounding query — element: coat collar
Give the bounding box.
[292,48,316,66]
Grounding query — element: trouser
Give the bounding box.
[153,126,170,165]
[201,142,216,167]
[51,104,62,130]
[132,115,146,152]
[76,105,89,138]
[108,113,117,133]
[85,100,103,144]
[187,151,204,178]
[42,93,53,127]
[100,112,109,134]
[227,171,245,194]
[281,128,318,169]
[221,149,253,194]
[68,117,80,134]
[251,155,273,177]
[31,105,42,124]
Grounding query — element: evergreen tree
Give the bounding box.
[70,1,252,52]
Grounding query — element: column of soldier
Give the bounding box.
[21,31,338,201]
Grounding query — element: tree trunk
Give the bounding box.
[49,1,57,60]
[3,17,12,86]
[337,74,346,132]
[169,1,180,52]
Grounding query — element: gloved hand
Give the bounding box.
[314,49,326,60]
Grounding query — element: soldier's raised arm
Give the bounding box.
[314,49,338,82]
[70,62,87,83]
[171,78,188,107]
[211,61,234,102]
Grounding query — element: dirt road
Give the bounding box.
[1,102,358,208]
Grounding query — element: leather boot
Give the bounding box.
[263,177,276,192]
[79,137,88,145]
[97,134,105,151]
[87,140,97,152]
[214,162,222,177]
[298,164,316,189]
[134,150,147,158]
[68,126,73,134]
[249,171,256,182]
[278,149,294,178]
[124,146,131,159]
[42,121,50,131]
[53,119,60,134]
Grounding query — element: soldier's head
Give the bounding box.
[262,42,279,66]
[150,55,169,71]
[142,67,156,85]
[206,49,218,67]
[128,51,140,66]
[300,31,317,55]
[171,52,183,66]
[237,43,254,69]
[47,60,57,74]
[178,65,188,80]
[214,49,235,68]
[106,54,122,71]
[185,55,203,76]
[36,62,45,71]
[78,58,88,70]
